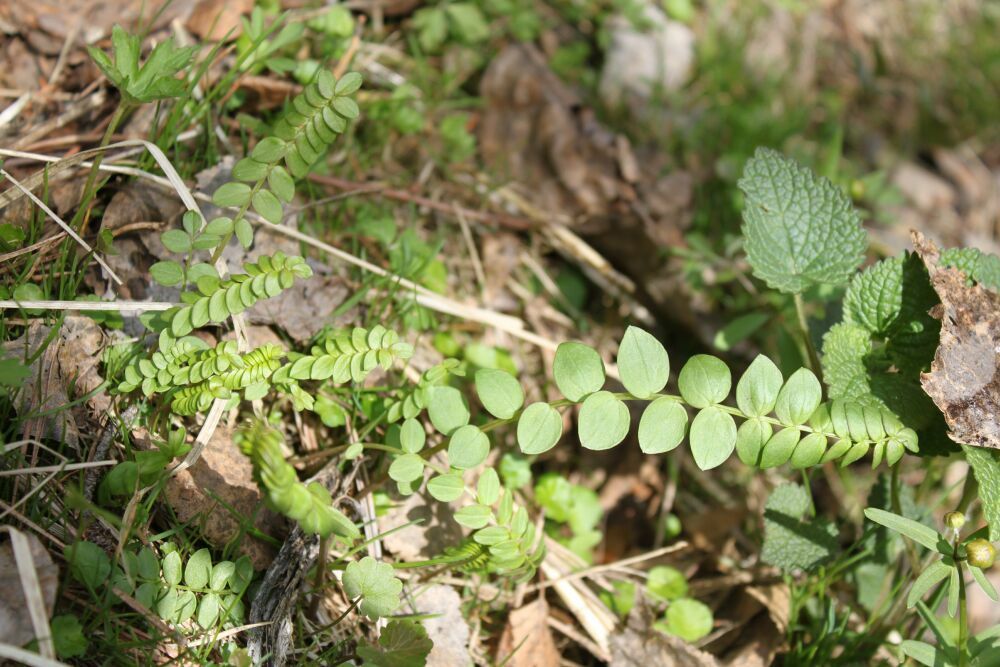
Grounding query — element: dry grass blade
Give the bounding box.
[0,527,55,659]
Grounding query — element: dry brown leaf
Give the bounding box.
[497,597,560,667]
[163,425,285,569]
[914,232,1000,449]
[186,0,252,41]
[610,604,719,667]
[0,532,58,648]
[412,584,471,667]
[379,486,464,562]
[5,323,82,448]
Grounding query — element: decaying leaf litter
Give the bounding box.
[1,0,1000,665]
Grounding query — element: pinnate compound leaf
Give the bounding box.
[762,483,838,572]
[736,355,783,417]
[389,454,425,483]
[150,260,184,287]
[774,368,822,425]
[517,402,563,455]
[184,548,212,589]
[477,468,501,505]
[863,508,942,552]
[427,473,465,502]
[553,342,605,402]
[688,406,736,470]
[677,355,731,408]
[400,418,425,454]
[343,556,403,618]
[357,620,433,667]
[475,368,524,419]
[427,386,470,435]
[578,391,630,451]
[454,504,492,529]
[447,425,489,469]
[738,147,867,293]
[617,326,669,399]
[637,397,687,454]
[212,182,252,208]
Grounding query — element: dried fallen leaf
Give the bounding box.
[610,604,719,667]
[163,425,285,569]
[0,531,58,649]
[497,597,560,667]
[411,584,471,667]
[186,0,252,41]
[915,232,1000,449]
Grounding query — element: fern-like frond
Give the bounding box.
[235,421,360,539]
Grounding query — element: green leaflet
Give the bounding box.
[553,341,605,402]
[738,147,867,293]
[617,326,669,399]
[578,391,630,451]
[343,556,403,618]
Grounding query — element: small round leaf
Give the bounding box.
[736,355,783,417]
[760,427,800,468]
[617,326,669,399]
[774,368,822,425]
[736,418,772,467]
[553,342,605,402]
[212,182,252,208]
[678,355,731,408]
[447,425,489,469]
[150,260,184,287]
[427,386,470,435]
[475,368,524,419]
[427,473,464,502]
[637,397,687,454]
[578,391,630,451]
[688,406,736,470]
[517,402,563,455]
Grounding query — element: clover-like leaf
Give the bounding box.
[343,556,403,618]
[738,147,867,293]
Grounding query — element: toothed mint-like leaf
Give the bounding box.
[738,148,867,293]
[762,483,838,572]
[821,323,872,400]
[966,446,1000,542]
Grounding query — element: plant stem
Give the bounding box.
[74,101,131,234]
[793,292,823,379]
[958,560,969,666]
[309,535,331,618]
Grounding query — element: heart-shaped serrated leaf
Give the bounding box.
[343,556,403,618]
[738,147,867,293]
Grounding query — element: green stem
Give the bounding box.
[74,101,131,234]
[958,560,969,666]
[793,292,823,379]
